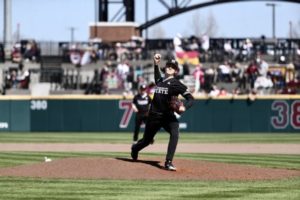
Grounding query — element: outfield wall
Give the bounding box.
[0,95,299,132]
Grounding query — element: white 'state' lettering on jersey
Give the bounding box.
[155,87,168,94]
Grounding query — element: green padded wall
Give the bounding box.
[1,97,299,132]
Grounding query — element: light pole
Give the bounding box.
[289,21,293,39]
[145,0,148,40]
[68,27,77,43]
[266,3,277,39]
[3,0,12,56]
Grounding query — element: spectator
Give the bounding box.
[85,69,101,94]
[218,61,231,82]
[269,69,285,91]
[286,62,295,83]
[99,62,111,93]
[23,40,40,62]
[115,42,129,61]
[131,36,144,60]
[192,64,204,94]
[204,66,215,93]
[189,36,200,51]
[246,60,259,89]
[224,40,234,59]
[231,62,241,82]
[239,38,253,61]
[107,46,118,61]
[173,33,184,52]
[117,60,130,90]
[136,75,147,92]
[17,63,30,89]
[208,84,220,98]
[125,65,134,95]
[201,35,210,53]
[218,87,230,97]
[254,74,273,95]
[11,43,22,63]
[69,45,82,68]
[237,64,248,92]
[256,56,269,77]
[7,69,18,88]
[90,49,99,63]
[80,46,92,66]
[105,67,120,94]
[134,65,143,81]
[3,71,11,90]
[281,77,300,94]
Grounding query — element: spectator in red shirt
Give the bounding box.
[246,60,259,89]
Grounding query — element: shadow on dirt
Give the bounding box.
[115,157,164,170]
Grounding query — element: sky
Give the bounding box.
[0,0,299,42]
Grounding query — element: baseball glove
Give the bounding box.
[169,96,184,114]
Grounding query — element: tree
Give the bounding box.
[150,24,166,38]
[205,11,218,37]
[189,10,218,37]
[290,20,300,38]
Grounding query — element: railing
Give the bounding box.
[1,37,299,59]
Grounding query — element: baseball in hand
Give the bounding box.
[154,53,161,60]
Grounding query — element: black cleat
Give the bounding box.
[131,147,138,161]
[164,160,177,171]
[150,139,155,145]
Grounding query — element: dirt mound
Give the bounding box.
[0,157,299,180]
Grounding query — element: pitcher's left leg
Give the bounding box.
[163,122,179,162]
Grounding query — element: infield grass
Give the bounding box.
[0,152,299,169]
[0,132,299,143]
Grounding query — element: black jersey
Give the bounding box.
[150,77,189,114]
[132,93,151,114]
[150,65,193,115]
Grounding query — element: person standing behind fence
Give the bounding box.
[132,84,151,144]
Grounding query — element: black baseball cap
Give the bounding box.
[166,59,179,71]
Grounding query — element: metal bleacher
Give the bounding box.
[0,37,299,95]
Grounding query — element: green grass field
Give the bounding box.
[0,177,299,200]
[0,133,299,200]
[0,132,299,143]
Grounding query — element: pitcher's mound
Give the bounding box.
[0,157,299,180]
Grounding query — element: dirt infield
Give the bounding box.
[0,143,299,181]
[0,157,299,181]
